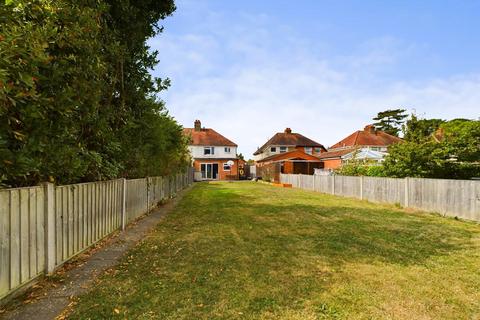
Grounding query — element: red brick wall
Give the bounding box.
[322,159,342,170]
[193,159,239,180]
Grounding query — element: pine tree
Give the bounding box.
[372,109,408,136]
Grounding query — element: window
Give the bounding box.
[204,147,215,155]
[305,147,313,154]
[314,147,321,153]
[201,163,218,179]
[270,147,277,152]
[224,147,231,153]
[223,163,231,171]
[279,146,287,153]
[370,147,380,151]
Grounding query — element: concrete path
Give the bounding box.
[1,186,191,320]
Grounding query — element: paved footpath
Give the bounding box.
[1,186,191,320]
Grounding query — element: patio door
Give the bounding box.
[201,163,219,180]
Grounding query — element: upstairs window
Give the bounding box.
[305,147,313,154]
[270,147,277,153]
[279,146,287,153]
[224,147,231,153]
[204,147,215,155]
[314,147,322,153]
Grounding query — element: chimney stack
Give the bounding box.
[284,128,292,134]
[364,124,376,134]
[194,120,201,132]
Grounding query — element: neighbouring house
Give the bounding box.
[254,128,327,182]
[183,120,240,181]
[318,124,403,170]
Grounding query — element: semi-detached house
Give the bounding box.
[183,120,239,181]
[318,124,403,169]
[254,128,327,182]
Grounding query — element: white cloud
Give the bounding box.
[150,3,480,157]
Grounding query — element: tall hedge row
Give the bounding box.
[0,0,188,187]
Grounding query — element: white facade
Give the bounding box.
[254,145,324,161]
[254,145,293,161]
[188,145,237,159]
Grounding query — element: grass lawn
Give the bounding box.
[68,182,480,319]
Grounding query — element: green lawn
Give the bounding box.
[68,182,480,320]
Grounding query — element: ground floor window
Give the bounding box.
[200,163,218,179]
[223,163,231,171]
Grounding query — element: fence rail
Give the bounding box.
[280,173,480,222]
[0,168,194,301]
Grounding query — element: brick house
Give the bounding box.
[183,120,240,181]
[318,124,403,170]
[254,128,327,181]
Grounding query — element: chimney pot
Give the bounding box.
[284,128,292,134]
[194,120,201,131]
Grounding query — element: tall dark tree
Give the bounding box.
[372,109,408,137]
[0,0,188,188]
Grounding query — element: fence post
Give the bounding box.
[43,182,56,274]
[404,177,409,207]
[121,178,126,230]
[312,174,316,191]
[360,176,364,200]
[331,175,335,195]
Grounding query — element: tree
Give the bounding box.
[372,109,408,136]
[0,0,187,188]
[383,119,480,179]
[402,114,445,143]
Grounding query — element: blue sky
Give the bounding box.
[149,0,480,157]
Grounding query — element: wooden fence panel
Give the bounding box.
[334,176,361,198]
[280,173,480,223]
[54,180,123,266]
[126,178,148,223]
[408,178,478,219]
[0,187,46,299]
[363,176,404,205]
[0,170,193,301]
[317,176,333,194]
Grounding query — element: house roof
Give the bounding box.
[329,125,402,150]
[254,128,325,155]
[183,128,237,147]
[257,150,322,163]
[317,148,354,160]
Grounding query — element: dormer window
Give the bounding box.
[204,147,215,155]
[270,147,277,152]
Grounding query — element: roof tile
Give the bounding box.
[254,129,325,155]
[183,128,237,147]
[330,125,402,149]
